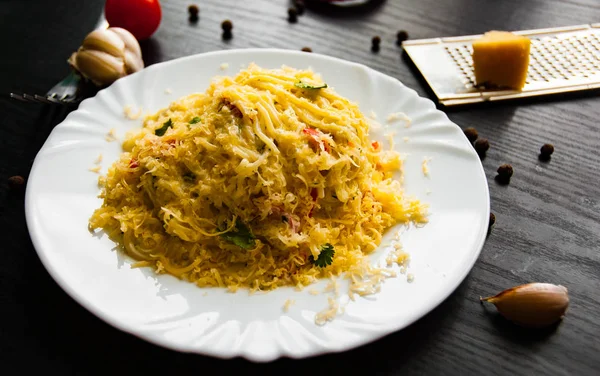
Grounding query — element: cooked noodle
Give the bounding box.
[89,64,427,292]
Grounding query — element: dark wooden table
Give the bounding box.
[2,0,599,374]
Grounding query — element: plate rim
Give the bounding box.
[25,48,490,362]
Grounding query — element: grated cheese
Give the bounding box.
[94,153,103,164]
[124,105,143,120]
[220,63,229,70]
[315,297,340,325]
[422,157,432,177]
[407,273,415,283]
[282,299,295,312]
[308,289,320,295]
[164,88,172,94]
[105,128,117,142]
[88,165,101,173]
[386,112,412,128]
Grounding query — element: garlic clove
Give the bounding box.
[81,29,125,58]
[74,49,126,86]
[110,27,143,61]
[123,49,144,74]
[481,283,569,328]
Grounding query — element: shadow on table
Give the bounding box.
[484,310,562,345]
[140,38,164,67]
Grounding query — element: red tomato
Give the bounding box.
[105,0,162,41]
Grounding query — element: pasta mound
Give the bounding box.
[89,64,427,292]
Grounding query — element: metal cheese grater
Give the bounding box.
[402,24,600,106]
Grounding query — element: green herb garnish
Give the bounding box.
[189,117,201,125]
[294,81,328,90]
[220,220,256,249]
[310,243,335,267]
[155,119,173,136]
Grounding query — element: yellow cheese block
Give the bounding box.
[472,31,531,90]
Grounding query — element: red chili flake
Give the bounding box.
[129,159,139,168]
[372,141,380,150]
[310,188,318,201]
[303,128,330,152]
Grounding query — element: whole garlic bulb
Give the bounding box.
[68,27,144,86]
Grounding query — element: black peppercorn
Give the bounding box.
[188,4,199,16]
[294,0,305,15]
[463,127,478,143]
[221,20,233,32]
[474,138,489,156]
[487,212,496,235]
[371,36,381,52]
[539,143,554,161]
[497,164,513,179]
[495,164,513,185]
[396,30,409,46]
[8,175,24,191]
[301,47,312,52]
[288,7,298,23]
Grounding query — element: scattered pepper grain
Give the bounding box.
[188,4,199,16]
[288,7,298,23]
[396,30,409,46]
[301,47,312,52]
[221,20,233,32]
[497,164,513,179]
[474,138,490,157]
[539,143,554,161]
[371,36,381,52]
[495,164,513,185]
[221,20,233,40]
[463,127,478,143]
[8,175,24,191]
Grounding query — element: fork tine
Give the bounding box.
[23,93,42,103]
[34,94,57,104]
[10,93,30,102]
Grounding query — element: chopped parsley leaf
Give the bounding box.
[295,81,328,90]
[155,119,173,136]
[189,117,201,125]
[310,243,335,267]
[220,220,256,249]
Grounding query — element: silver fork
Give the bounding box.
[10,70,85,105]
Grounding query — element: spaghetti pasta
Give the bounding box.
[89,64,427,292]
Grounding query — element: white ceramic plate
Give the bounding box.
[26,49,489,362]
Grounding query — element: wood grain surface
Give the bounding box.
[1,0,599,374]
